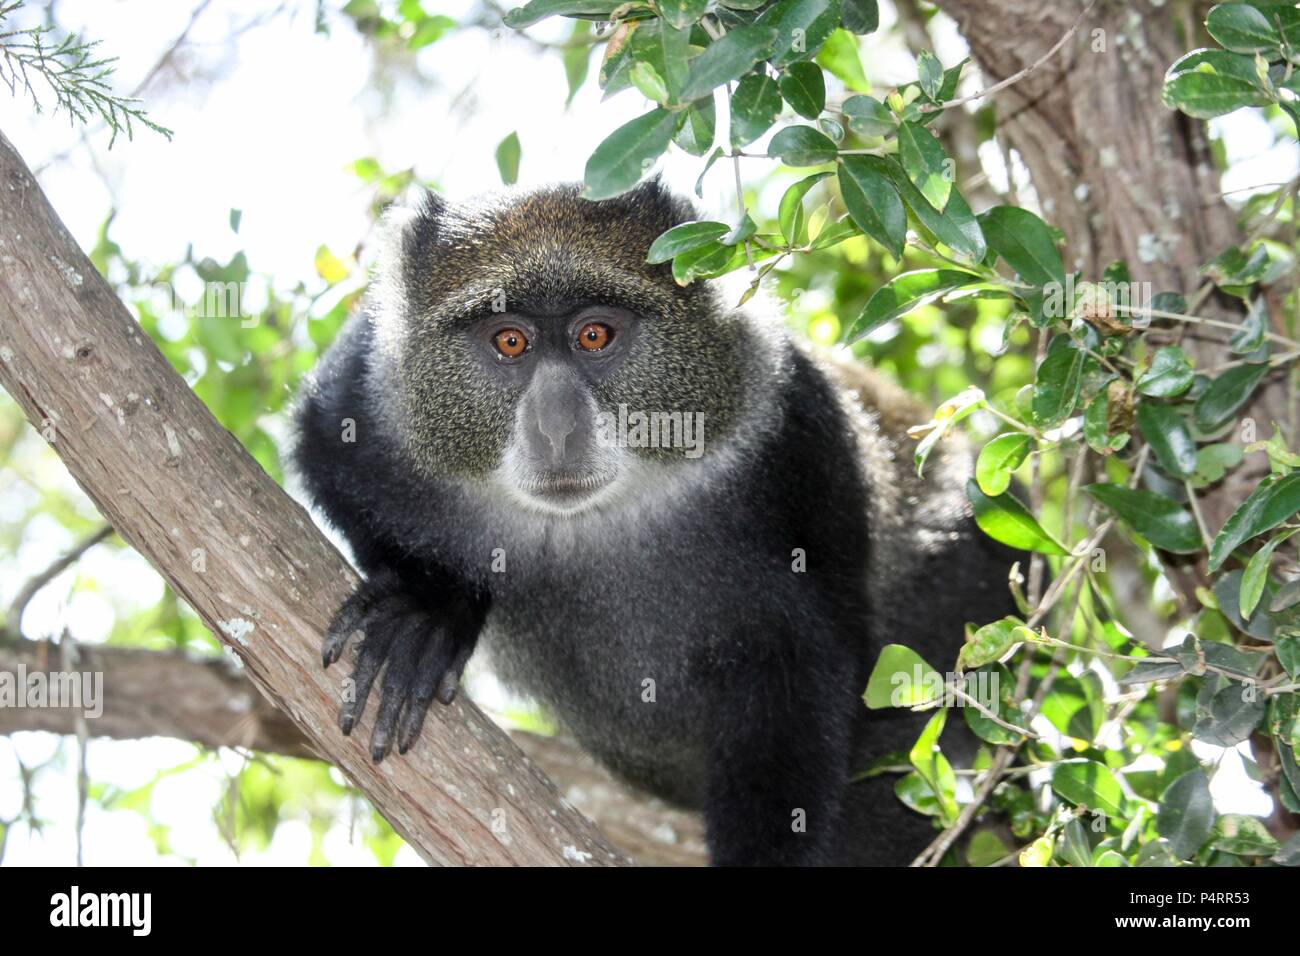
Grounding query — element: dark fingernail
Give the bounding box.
[339,711,355,736]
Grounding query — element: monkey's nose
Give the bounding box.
[537,405,576,464]
[530,370,581,466]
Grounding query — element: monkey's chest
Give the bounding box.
[477,560,723,806]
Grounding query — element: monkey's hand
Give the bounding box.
[321,568,481,762]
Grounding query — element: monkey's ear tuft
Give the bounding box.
[412,187,447,223]
[406,188,447,252]
[620,174,701,232]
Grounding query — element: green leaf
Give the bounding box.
[1042,672,1105,741]
[916,50,943,101]
[1209,473,1300,571]
[1205,3,1280,55]
[1083,389,1130,455]
[979,205,1065,290]
[1093,849,1129,867]
[562,22,593,102]
[1239,530,1293,619]
[864,644,943,709]
[1163,70,1271,119]
[963,664,1025,745]
[1211,814,1279,857]
[779,62,826,118]
[1137,402,1198,480]
[631,61,670,103]
[883,159,985,260]
[656,0,709,30]
[837,156,905,259]
[976,432,1031,497]
[1136,347,1194,397]
[1020,835,1055,868]
[1191,442,1243,486]
[1193,683,1266,747]
[777,171,833,246]
[909,710,959,825]
[841,94,894,137]
[1058,818,1093,868]
[646,221,729,263]
[1278,634,1300,679]
[1165,48,1261,86]
[1052,761,1128,819]
[495,132,521,185]
[756,0,843,68]
[1193,362,1269,434]
[503,0,617,29]
[1083,484,1203,554]
[730,73,783,147]
[967,829,1010,867]
[815,28,869,92]
[1245,423,1300,476]
[840,0,878,34]
[669,240,735,284]
[583,108,677,200]
[913,387,985,477]
[673,98,716,155]
[958,617,1024,670]
[1229,298,1267,355]
[847,268,980,341]
[679,24,780,102]
[767,125,839,166]
[897,120,951,211]
[1031,346,1085,428]
[966,479,1068,556]
[1157,769,1215,860]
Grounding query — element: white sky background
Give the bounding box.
[0,0,1293,864]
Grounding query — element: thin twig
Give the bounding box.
[919,0,1097,114]
[5,524,113,637]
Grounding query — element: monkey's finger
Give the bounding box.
[338,610,413,735]
[322,590,370,667]
[434,639,476,706]
[396,632,458,754]
[322,570,403,667]
[369,626,428,762]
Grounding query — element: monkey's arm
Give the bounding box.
[293,315,488,759]
[702,634,855,866]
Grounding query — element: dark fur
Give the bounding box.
[291,179,1017,865]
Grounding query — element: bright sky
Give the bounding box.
[0,0,1291,865]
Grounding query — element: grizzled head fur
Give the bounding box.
[369,178,759,496]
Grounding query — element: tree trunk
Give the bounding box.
[0,128,626,867]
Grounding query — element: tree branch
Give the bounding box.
[0,637,707,865]
[0,127,627,867]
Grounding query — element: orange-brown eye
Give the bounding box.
[578,322,612,351]
[494,328,528,357]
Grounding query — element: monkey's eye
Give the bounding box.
[577,322,613,352]
[493,328,529,358]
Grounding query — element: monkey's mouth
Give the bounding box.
[519,472,612,507]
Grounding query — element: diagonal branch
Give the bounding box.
[0,127,626,867]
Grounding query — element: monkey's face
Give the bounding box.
[382,182,751,513]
